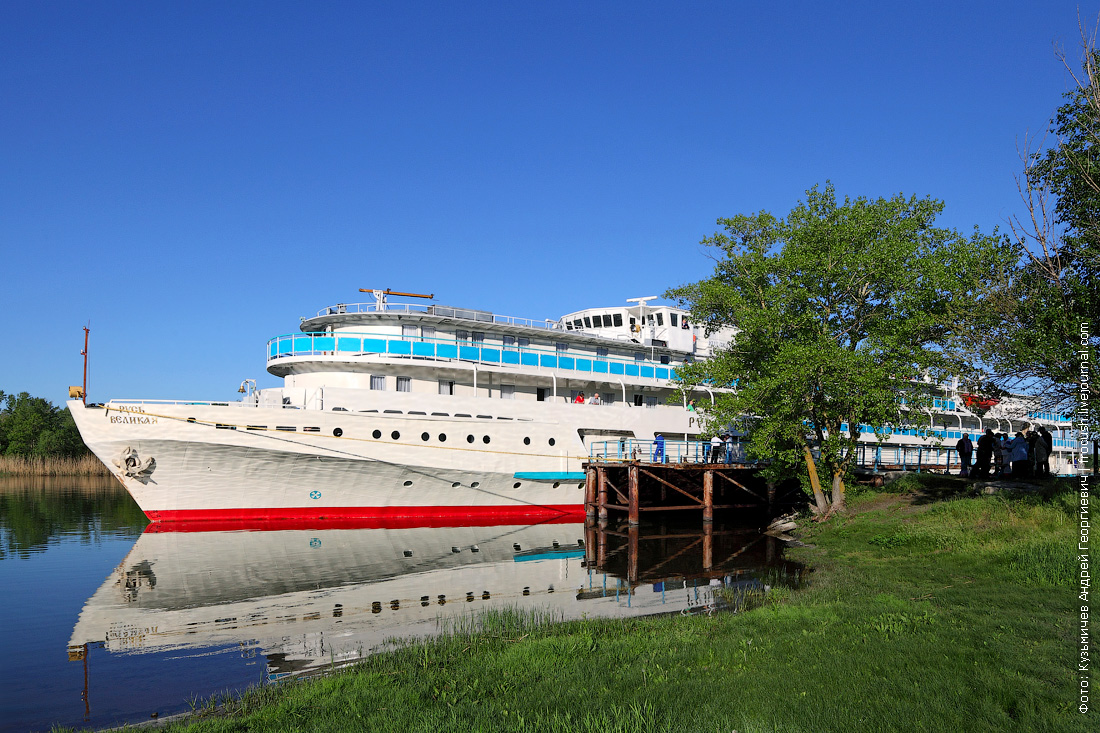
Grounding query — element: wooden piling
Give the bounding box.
[703,521,713,570]
[703,469,714,523]
[584,468,597,519]
[597,467,608,524]
[628,464,640,525]
[627,524,639,582]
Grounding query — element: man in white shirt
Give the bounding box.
[710,435,723,463]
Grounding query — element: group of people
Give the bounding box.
[709,433,735,464]
[954,426,1054,479]
[573,391,602,405]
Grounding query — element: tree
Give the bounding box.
[0,392,89,458]
[667,184,1009,515]
[980,18,1099,424]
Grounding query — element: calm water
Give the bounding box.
[0,477,802,732]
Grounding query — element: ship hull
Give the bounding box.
[67,399,676,522]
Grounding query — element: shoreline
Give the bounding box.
[64,474,1083,733]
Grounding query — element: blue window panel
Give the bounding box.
[277,339,293,355]
[269,341,278,358]
[558,356,574,370]
[412,341,435,357]
[292,336,310,352]
[655,367,669,380]
[625,364,639,376]
[609,362,624,375]
[314,336,335,351]
[460,345,480,361]
[948,400,956,410]
[502,350,520,364]
[521,352,538,366]
[337,337,361,352]
[640,366,654,378]
[593,360,608,373]
[481,348,501,363]
[575,358,592,372]
[540,354,557,368]
[436,343,458,358]
[840,423,848,431]
[362,338,387,354]
[388,340,411,355]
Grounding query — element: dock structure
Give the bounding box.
[582,460,773,526]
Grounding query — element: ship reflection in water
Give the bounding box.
[70,518,804,683]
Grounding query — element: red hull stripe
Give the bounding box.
[143,505,586,533]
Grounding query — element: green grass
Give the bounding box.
[61,479,1090,733]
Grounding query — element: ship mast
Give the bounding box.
[359,288,434,310]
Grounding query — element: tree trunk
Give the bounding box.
[802,445,829,515]
[831,470,846,510]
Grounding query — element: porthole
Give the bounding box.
[513,482,521,489]
[451,482,461,488]
[391,430,400,440]
[372,429,381,439]
[403,480,413,487]
[421,432,430,441]
[438,433,447,442]
[333,427,343,437]
[471,481,480,488]
[578,483,584,489]
[483,435,491,444]
[467,434,474,443]
[548,438,556,446]
[553,482,560,488]
[523,437,531,445]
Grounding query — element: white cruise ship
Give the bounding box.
[68,290,1078,524]
[69,292,735,523]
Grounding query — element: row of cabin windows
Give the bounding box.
[569,313,624,330]
[388,326,672,364]
[377,377,660,406]
[564,312,686,330]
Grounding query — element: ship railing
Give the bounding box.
[314,302,562,331]
[589,439,1071,473]
[266,332,682,382]
[589,439,745,465]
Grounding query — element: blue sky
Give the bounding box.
[1,1,1095,404]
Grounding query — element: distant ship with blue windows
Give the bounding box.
[68,289,1077,525]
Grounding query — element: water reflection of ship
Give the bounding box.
[69,520,801,683]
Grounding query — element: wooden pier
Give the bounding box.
[582,460,776,526]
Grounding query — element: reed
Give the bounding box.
[0,454,109,477]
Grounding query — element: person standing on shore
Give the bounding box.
[998,434,1011,477]
[955,433,973,477]
[1036,426,1053,476]
[973,429,995,478]
[1009,432,1030,476]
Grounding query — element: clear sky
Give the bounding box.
[1,1,1096,404]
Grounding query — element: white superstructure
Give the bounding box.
[69,292,1078,523]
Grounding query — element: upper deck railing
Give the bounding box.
[312,302,562,331]
[266,331,681,381]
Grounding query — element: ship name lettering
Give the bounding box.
[111,415,158,425]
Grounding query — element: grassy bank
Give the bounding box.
[0,454,108,476]
[80,477,1087,733]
